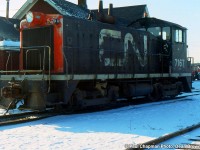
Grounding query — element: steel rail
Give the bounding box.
[126,123,200,150]
[0,90,199,128]
[0,110,57,127]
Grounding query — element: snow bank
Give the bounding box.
[0,124,153,150]
[0,40,20,51]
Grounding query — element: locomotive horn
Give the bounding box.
[78,0,87,9]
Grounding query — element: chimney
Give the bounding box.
[98,0,103,13]
[78,0,87,9]
[6,0,10,18]
[108,3,113,16]
[96,1,115,24]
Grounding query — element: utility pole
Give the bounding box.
[6,0,10,18]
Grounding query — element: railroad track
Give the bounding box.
[126,122,200,150]
[0,110,58,126]
[124,90,200,150]
[0,89,199,127]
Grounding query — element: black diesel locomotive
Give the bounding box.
[0,0,191,110]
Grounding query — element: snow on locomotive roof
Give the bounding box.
[0,40,20,51]
[13,0,89,20]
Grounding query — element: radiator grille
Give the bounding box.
[22,26,54,70]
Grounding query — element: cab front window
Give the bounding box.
[147,27,161,37]
[162,27,170,41]
[147,27,171,41]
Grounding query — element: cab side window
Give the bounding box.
[175,29,183,43]
[183,30,186,43]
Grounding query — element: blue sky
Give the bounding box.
[1,0,200,62]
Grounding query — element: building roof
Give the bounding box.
[0,17,20,41]
[92,4,149,25]
[13,0,149,26]
[13,0,89,20]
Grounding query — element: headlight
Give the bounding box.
[25,11,46,25]
[26,11,34,23]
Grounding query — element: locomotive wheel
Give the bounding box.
[68,92,79,111]
[148,84,163,101]
[68,88,86,110]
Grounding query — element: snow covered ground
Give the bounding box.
[0,81,200,150]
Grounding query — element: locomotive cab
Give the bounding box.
[171,27,188,73]
[129,17,190,74]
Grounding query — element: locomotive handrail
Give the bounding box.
[25,49,42,70]
[63,46,69,77]
[4,51,20,74]
[22,46,51,93]
[6,52,11,73]
[0,70,43,73]
[0,46,52,93]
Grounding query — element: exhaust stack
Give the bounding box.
[78,0,87,9]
